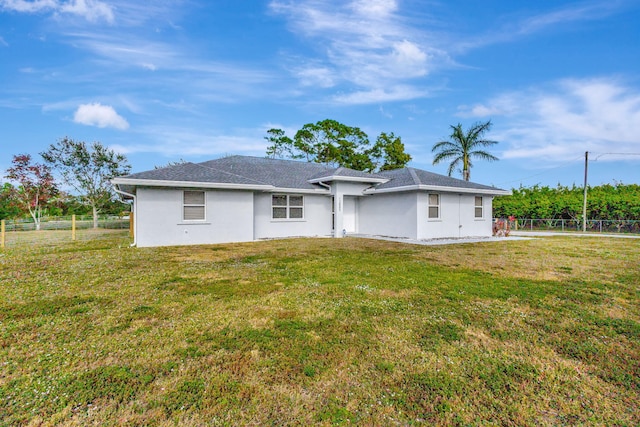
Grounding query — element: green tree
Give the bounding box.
[265,128,297,160]
[154,159,188,170]
[41,138,131,229]
[370,132,412,171]
[0,182,22,219]
[5,154,57,230]
[493,183,640,221]
[432,120,499,181]
[265,120,411,172]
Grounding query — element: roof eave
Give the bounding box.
[111,178,274,191]
[307,176,389,184]
[364,184,511,196]
[266,187,331,194]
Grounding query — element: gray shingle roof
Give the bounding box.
[123,162,269,186]
[199,156,330,190]
[376,167,503,192]
[115,155,506,193]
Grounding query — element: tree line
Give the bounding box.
[264,119,412,172]
[493,184,640,220]
[1,138,131,230]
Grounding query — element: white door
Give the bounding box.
[343,196,358,233]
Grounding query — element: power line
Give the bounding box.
[593,152,640,160]
[494,155,584,186]
[494,152,640,186]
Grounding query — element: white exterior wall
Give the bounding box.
[417,192,493,239]
[253,193,332,239]
[135,187,254,247]
[458,194,492,237]
[133,185,495,247]
[358,192,418,239]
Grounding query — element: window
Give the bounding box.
[272,194,304,220]
[183,190,205,221]
[475,196,483,218]
[428,194,440,219]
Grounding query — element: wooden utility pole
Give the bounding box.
[582,151,588,232]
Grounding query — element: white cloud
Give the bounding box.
[270,0,444,104]
[0,0,56,13]
[294,66,336,88]
[351,0,397,17]
[0,0,114,23]
[58,0,114,23]
[455,2,630,52]
[0,36,8,46]
[456,94,520,117]
[463,78,640,163]
[333,85,429,105]
[389,40,428,77]
[73,102,129,130]
[111,128,266,157]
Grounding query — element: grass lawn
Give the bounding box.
[1,231,638,426]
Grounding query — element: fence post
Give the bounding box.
[129,212,134,238]
[72,214,76,241]
[1,219,5,249]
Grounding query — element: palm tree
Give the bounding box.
[432,120,499,181]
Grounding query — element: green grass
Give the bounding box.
[1,231,639,425]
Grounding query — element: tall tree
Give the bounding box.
[265,120,411,172]
[432,120,499,181]
[369,132,412,171]
[265,129,297,160]
[41,138,131,229]
[5,154,57,230]
[0,183,22,220]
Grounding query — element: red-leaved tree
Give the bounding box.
[5,154,57,230]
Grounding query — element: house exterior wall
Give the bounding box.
[417,192,493,239]
[132,185,495,247]
[253,193,332,239]
[135,187,254,247]
[358,192,418,239]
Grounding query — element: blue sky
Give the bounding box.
[1,0,639,189]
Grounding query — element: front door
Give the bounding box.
[343,196,358,234]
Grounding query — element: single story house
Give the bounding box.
[112,155,510,247]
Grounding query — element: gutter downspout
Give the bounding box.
[316,181,331,191]
[113,186,137,247]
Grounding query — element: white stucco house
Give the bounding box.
[112,155,510,247]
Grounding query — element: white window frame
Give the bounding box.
[474,196,484,219]
[428,193,440,219]
[183,190,206,221]
[272,194,304,220]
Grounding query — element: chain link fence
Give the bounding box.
[2,215,129,232]
[503,219,640,234]
[1,215,131,249]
